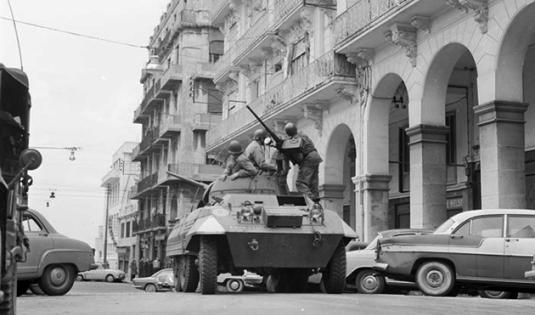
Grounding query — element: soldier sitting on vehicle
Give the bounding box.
[222,140,258,180]
[245,129,277,174]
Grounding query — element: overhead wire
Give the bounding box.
[5,0,23,69]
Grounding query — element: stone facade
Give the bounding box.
[206,0,535,242]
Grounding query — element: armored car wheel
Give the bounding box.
[177,256,199,292]
[415,261,454,296]
[322,243,346,294]
[199,237,218,295]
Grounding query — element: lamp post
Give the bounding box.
[103,186,110,267]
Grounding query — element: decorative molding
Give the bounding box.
[410,16,431,34]
[270,36,287,58]
[239,62,261,77]
[344,48,373,66]
[446,0,488,33]
[303,104,323,135]
[344,49,373,107]
[336,86,359,103]
[474,100,528,127]
[228,70,240,83]
[353,175,392,192]
[385,23,417,67]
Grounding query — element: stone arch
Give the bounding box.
[323,123,355,185]
[420,43,474,125]
[495,2,535,102]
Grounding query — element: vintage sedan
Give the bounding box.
[133,268,174,292]
[17,209,95,296]
[78,263,125,282]
[346,229,432,294]
[375,209,535,296]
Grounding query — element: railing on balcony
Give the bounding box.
[234,12,271,63]
[152,213,166,228]
[160,64,183,90]
[333,0,412,45]
[208,50,355,146]
[139,128,156,152]
[192,113,221,130]
[214,44,238,81]
[273,0,303,26]
[137,172,158,193]
[159,115,181,137]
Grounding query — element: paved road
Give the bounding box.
[17,281,535,315]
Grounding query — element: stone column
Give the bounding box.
[319,184,345,218]
[407,124,449,229]
[474,101,528,209]
[354,174,391,242]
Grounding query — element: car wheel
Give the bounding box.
[178,255,199,293]
[17,281,30,297]
[355,269,386,294]
[265,273,279,293]
[415,261,454,296]
[199,237,217,295]
[479,290,518,299]
[105,275,115,283]
[144,284,157,292]
[29,283,45,295]
[322,243,346,294]
[225,279,244,293]
[76,274,84,281]
[39,264,76,296]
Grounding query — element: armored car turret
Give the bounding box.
[166,173,356,294]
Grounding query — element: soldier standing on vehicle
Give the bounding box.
[245,129,277,173]
[284,122,323,202]
[222,140,258,180]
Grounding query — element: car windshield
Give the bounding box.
[434,218,455,234]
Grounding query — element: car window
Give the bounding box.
[507,215,535,238]
[22,215,43,233]
[453,215,503,237]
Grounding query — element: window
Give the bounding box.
[22,215,43,233]
[507,215,535,238]
[446,111,456,164]
[289,35,309,75]
[121,223,125,238]
[250,80,259,102]
[454,215,503,238]
[398,127,410,192]
[126,221,131,238]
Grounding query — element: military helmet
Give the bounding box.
[284,122,297,137]
[228,140,243,154]
[253,128,267,141]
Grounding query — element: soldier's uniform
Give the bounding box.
[293,134,322,201]
[245,140,277,173]
[223,153,258,179]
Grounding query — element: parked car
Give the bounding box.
[346,229,432,294]
[375,209,535,297]
[217,271,263,293]
[17,209,95,296]
[133,268,174,292]
[78,263,125,282]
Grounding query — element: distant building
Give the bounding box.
[132,0,223,275]
[100,142,140,274]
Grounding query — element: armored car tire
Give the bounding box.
[199,237,218,295]
[322,243,346,294]
[176,255,199,292]
[0,261,17,314]
[415,261,455,296]
[39,264,76,296]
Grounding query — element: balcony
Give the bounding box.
[213,44,239,84]
[333,0,449,54]
[272,0,305,30]
[192,113,221,131]
[136,172,158,195]
[159,162,222,185]
[128,185,139,200]
[233,12,276,68]
[133,84,165,123]
[207,50,356,151]
[133,214,167,233]
[159,64,183,91]
[159,115,181,138]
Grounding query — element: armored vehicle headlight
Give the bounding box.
[309,203,324,224]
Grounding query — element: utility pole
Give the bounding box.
[103,186,110,267]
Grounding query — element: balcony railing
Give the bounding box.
[165,162,222,183]
[213,44,238,82]
[273,0,303,26]
[208,50,355,147]
[233,12,271,64]
[137,172,158,193]
[159,115,181,138]
[192,113,221,131]
[333,0,412,45]
[160,64,183,91]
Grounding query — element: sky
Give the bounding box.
[1,0,169,248]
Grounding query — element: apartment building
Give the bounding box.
[131,0,223,274]
[208,0,535,241]
[99,142,140,271]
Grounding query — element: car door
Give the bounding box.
[18,212,55,275]
[450,215,505,279]
[503,214,535,280]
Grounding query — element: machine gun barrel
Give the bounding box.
[166,171,210,190]
[245,106,283,149]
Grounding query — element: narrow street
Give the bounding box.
[17,281,535,315]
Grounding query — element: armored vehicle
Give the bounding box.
[166,173,356,294]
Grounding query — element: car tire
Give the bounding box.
[17,281,30,297]
[177,255,199,293]
[199,237,217,295]
[355,269,386,294]
[265,274,280,293]
[225,279,244,293]
[144,284,157,292]
[478,290,518,299]
[29,283,45,295]
[76,274,84,281]
[105,275,115,283]
[39,264,76,296]
[322,243,346,294]
[415,261,455,296]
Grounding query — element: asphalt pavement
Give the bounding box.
[17,281,535,315]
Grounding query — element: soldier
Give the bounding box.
[284,122,323,202]
[245,129,277,173]
[222,140,258,180]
